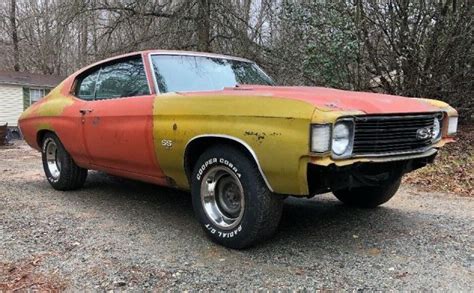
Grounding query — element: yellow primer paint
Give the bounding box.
[151,94,458,195]
[19,82,73,121]
[153,94,316,195]
[36,122,54,132]
[311,108,365,124]
[35,96,74,117]
[415,98,458,117]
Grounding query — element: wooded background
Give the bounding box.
[0,0,472,119]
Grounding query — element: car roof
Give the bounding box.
[145,50,254,63]
[75,50,253,75]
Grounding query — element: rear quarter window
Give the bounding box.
[75,69,99,100]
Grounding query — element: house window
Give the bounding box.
[30,88,47,104]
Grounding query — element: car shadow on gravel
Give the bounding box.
[67,171,417,252]
[79,171,198,230]
[261,196,417,252]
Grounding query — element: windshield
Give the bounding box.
[151,55,274,93]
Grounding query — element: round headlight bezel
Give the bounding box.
[331,119,354,158]
[432,116,442,142]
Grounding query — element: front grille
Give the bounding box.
[352,113,441,156]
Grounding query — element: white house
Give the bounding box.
[0,71,64,128]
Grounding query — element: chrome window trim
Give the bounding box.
[252,63,275,85]
[185,134,274,192]
[92,67,102,100]
[140,53,153,95]
[148,53,160,95]
[150,51,253,63]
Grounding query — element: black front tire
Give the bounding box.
[41,133,87,191]
[332,177,402,208]
[191,145,283,249]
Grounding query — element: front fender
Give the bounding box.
[152,94,316,195]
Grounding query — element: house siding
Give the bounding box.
[0,84,24,126]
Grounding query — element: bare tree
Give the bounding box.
[0,0,470,119]
[196,0,211,52]
[9,0,19,71]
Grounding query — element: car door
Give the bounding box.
[79,55,165,178]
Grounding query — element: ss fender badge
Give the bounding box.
[161,139,173,149]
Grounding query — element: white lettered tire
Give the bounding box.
[191,144,283,249]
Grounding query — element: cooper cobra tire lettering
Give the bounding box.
[196,158,217,180]
[196,157,242,180]
[191,144,283,249]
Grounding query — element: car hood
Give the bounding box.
[197,85,442,114]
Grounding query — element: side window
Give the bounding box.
[75,69,100,100]
[95,57,150,100]
[30,88,47,103]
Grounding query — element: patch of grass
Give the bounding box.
[404,124,473,197]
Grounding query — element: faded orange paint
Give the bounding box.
[184,85,440,114]
[81,95,165,179]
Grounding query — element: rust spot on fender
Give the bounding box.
[244,131,266,143]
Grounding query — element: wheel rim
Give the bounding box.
[45,139,61,180]
[200,166,245,230]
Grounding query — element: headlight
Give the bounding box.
[310,124,331,153]
[447,116,458,136]
[432,117,441,141]
[331,120,354,158]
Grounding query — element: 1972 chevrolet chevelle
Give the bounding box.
[19,50,458,248]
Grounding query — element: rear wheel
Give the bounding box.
[332,177,401,208]
[191,145,283,249]
[41,133,87,190]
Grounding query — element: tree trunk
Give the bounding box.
[80,14,89,67]
[196,0,211,52]
[10,0,20,71]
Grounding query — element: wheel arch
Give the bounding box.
[184,135,274,192]
[36,129,56,149]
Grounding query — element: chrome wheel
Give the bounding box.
[200,166,245,230]
[45,139,61,179]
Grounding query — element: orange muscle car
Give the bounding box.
[18,50,458,248]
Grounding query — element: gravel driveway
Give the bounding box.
[1,142,473,291]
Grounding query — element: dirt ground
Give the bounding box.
[1,142,473,291]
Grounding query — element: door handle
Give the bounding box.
[79,109,93,115]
